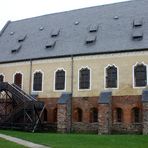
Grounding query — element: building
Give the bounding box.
[0,0,148,134]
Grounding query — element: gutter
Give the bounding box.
[0,48,148,64]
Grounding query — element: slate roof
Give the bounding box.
[0,0,148,63]
[142,89,148,102]
[58,93,72,104]
[98,91,112,104]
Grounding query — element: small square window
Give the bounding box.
[133,19,143,27]
[18,34,27,42]
[86,35,96,44]
[45,40,56,49]
[132,30,143,41]
[51,29,60,37]
[89,24,98,32]
[11,44,22,53]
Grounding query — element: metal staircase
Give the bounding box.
[0,82,45,132]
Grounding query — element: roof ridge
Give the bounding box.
[10,0,133,24]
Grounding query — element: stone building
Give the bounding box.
[0,0,148,134]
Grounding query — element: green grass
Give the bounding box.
[0,130,148,148]
[0,137,26,148]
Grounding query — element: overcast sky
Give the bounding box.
[0,0,130,29]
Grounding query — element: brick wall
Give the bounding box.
[37,95,144,134]
[72,97,98,123]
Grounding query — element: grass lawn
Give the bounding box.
[0,137,26,148]
[0,130,148,148]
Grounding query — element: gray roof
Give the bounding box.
[142,89,148,102]
[0,0,148,63]
[58,93,72,104]
[98,91,112,104]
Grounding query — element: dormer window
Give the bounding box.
[18,34,27,42]
[11,44,22,54]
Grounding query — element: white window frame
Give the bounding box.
[32,70,44,92]
[104,64,119,89]
[53,68,66,92]
[78,66,91,91]
[133,62,147,88]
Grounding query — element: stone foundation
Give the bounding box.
[112,123,142,134]
[142,103,148,134]
[72,122,98,133]
[98,104,111,134]
[57,104,67,133]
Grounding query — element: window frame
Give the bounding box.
[104,64,119,89]
[133,62,147,88]
[78,66,91,91]
[53,68,66,92]
[32,70,44,92]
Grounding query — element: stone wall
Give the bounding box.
[98,104,111,134]
[57,104,67,133]
[72,122,98,133]
[142,103,148,134]
[112,123,142,134]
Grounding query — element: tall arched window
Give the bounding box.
[55,69,65,90]
[106,65,117,88]
[33,71,43,91]
[134,64,147,87]
[53,108,57,123]
[0,74,4,82]
[14,73,23,88]
[74,108,83,122]
[90,107,98,123]
[132,107,140,123]
[116,108,123,123]
[79,67,90,89]
[44,108,48,122]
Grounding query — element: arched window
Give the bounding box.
[90,107,98,123]
[55,69,65,90]
[116,108,123,123]
[33,71,43,91]
[0,74,4,82]
[53,108,57,123]
[79,67,90,89]
[132,107,140,123]
[14,73,23,88]
[44,109,48,122]
[134,64,147,87]
[106,65,117,88]
[74,108,83,122]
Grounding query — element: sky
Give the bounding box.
[0,0,130,29]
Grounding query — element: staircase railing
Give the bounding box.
[0,82,36,104]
